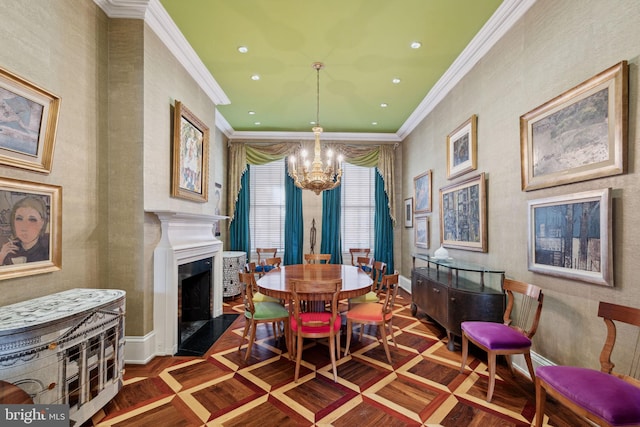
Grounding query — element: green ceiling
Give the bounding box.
[159,0,503,134]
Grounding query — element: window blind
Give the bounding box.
[341,162,375,252]
[250,159,285,251]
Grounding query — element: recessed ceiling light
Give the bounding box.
[310,121,317,125]
[251,74,260,81]
[238,46,248,53]
[248,111,256,115]
[380,103,388,108]
[410,41,422,49]
[372,122,378,125]
[254,121,261,125]
[392,78,401,84]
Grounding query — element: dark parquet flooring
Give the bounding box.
[89,290,588,426]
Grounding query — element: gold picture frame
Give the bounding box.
[446,114,477,179]
[439,172,487,252]
[171,101,210,202]
[0,67,61,173]
[413,170,432,214]
[520,61,628,191]
[0,177,62,280]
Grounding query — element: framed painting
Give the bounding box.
[0,67,61,173]
[439,172,486,252]
[0,177,62,280]
[528,188,612,286]
[214,182,222,236]
[171,100,210,202]
[520,61,628,191]
[415,215,429,249]
[446,114,477,179]
[404,197,413,228]
[414,170,432,214]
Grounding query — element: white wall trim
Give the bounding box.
[399,274,412,294]
[124,331,156,365]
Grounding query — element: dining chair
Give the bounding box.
[237,272,290,361]
[255,248,277,275]
[535,301,640,427]
[348,261,386,307]
[264,257,281,269]
[348,248,371,266]
[344,272,399,365]
[304,253,332,264]
[242,265,280,304]
[355,256,374,276]
[289,278,342,382]
[460,278,544,402]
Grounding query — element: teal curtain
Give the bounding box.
[374,171,394,273]
[320,186,343,264]
[284,159,303,265]
[230,166,251,254]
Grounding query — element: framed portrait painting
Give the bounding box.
[446,114,477,179]
[439,172,487,252]
[404,197,413,228]
[520,61,628,191]
[415,215,429,249]
[0,177,62,280]
[528,188,612,287]
[171,101,210,202]
[414,170,432,214]
[0,67,61,173]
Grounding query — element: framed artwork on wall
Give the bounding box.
[404,197,413,228]
[214,182,222,236]
[527,188,612,287]
[446,114,477,180]
[414,170,432,214]
[171,100,210,202]
[0,67,61,173]
[415,215,429,249]
[0,177,62,280]
[520,61,628,191]
[439,172,486,252]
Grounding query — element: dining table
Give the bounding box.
[256,263,374,301]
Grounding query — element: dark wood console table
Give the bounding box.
[411,254,505,351]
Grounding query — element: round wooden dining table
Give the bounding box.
[257,263,373,300]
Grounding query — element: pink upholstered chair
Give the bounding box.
[535,301,640,427]
[460,278,543,402]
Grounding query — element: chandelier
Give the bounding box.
[290,62,343,195]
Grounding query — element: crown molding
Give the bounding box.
[93,0,149,18]
[396,0,536,140]
[228,130,401,143]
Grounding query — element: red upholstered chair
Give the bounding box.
[344,272,399,365]
[460,278,544,402]
[535,302,640,427]
[289,278,342,382]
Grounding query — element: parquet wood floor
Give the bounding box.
[88,291,589,426]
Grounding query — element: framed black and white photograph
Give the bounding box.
[446,114,477,180]
[404,197,413,228]
[520,61,628,191]
[528,188,612,286]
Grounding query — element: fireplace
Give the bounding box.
[178,257,212,346]
[150,211,225,356]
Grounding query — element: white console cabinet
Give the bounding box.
[0,288,126,426]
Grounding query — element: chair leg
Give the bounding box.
[329,332,337,382]
[344,319,353,356]
[460,333,469,373]
[245,320,257,361]
[387,319,397,349]
[294,332,303,382]
[239,317,250,352]
[534,377,546,427]
[379,322,392,365]
[524,352,536,382]
[486,352,497,402]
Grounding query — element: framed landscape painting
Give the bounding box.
[528,188,612,286]
[0,67,60,173]
[0,177,62,280]
[446,114,477,179]
[520,61,628,191]
[439,173,486,252]
[414,170,432,214]
[171,101,210,202]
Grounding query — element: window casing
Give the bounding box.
[341,162,376,254]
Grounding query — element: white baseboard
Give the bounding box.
[510,351,555,379]
[124,331,156,365]
[399,274,411,294]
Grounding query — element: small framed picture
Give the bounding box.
[171,101,210,202]
[214,182,222,236]
[414,170,432,214]
[404,197,413,228]
[0,67,61,173]
[415,215,429,249]
[0,177,62,280]
[446,114,477,180]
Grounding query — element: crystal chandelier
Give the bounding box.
[290,62,343,195]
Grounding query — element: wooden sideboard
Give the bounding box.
[411,254,505,351]
[0,288,125,426]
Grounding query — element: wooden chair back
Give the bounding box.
[356,256,374,277]
[256,248,277,264]
[245,262,257,273]
[349,248,371,266]
[380,272,400,317]
[598,302,640,385]
[238,271,258,314]
[503,278,544,339]
[371,261,387,293]
[290,278,342,330]
[304,253,332,264]
[264,257,281,268]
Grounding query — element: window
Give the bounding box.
[341,162,376,253]
[250,159,285,253]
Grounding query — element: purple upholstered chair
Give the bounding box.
[535,302,640,427]
[460,278,544,402]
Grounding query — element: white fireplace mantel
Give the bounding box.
[149,210,227,356]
